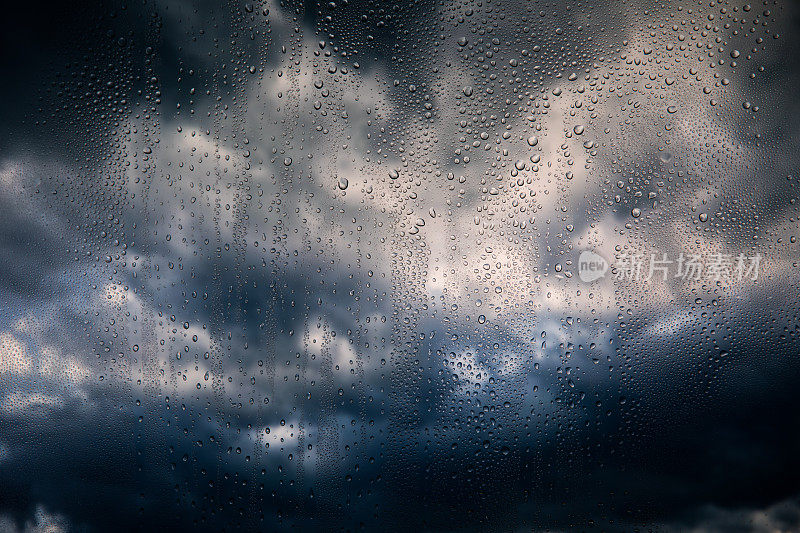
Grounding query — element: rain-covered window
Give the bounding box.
[1,0,799,531]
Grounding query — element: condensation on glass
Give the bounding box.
[0,0,799,531]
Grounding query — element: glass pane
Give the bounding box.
[1,0,799,530]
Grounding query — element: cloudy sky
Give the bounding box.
[1,0,800,531]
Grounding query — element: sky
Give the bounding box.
[1,0,800,531]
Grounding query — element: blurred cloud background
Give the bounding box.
[1,0,800,531]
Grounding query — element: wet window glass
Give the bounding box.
[1,0,799,530]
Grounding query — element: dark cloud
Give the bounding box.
[1,0,800,531]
